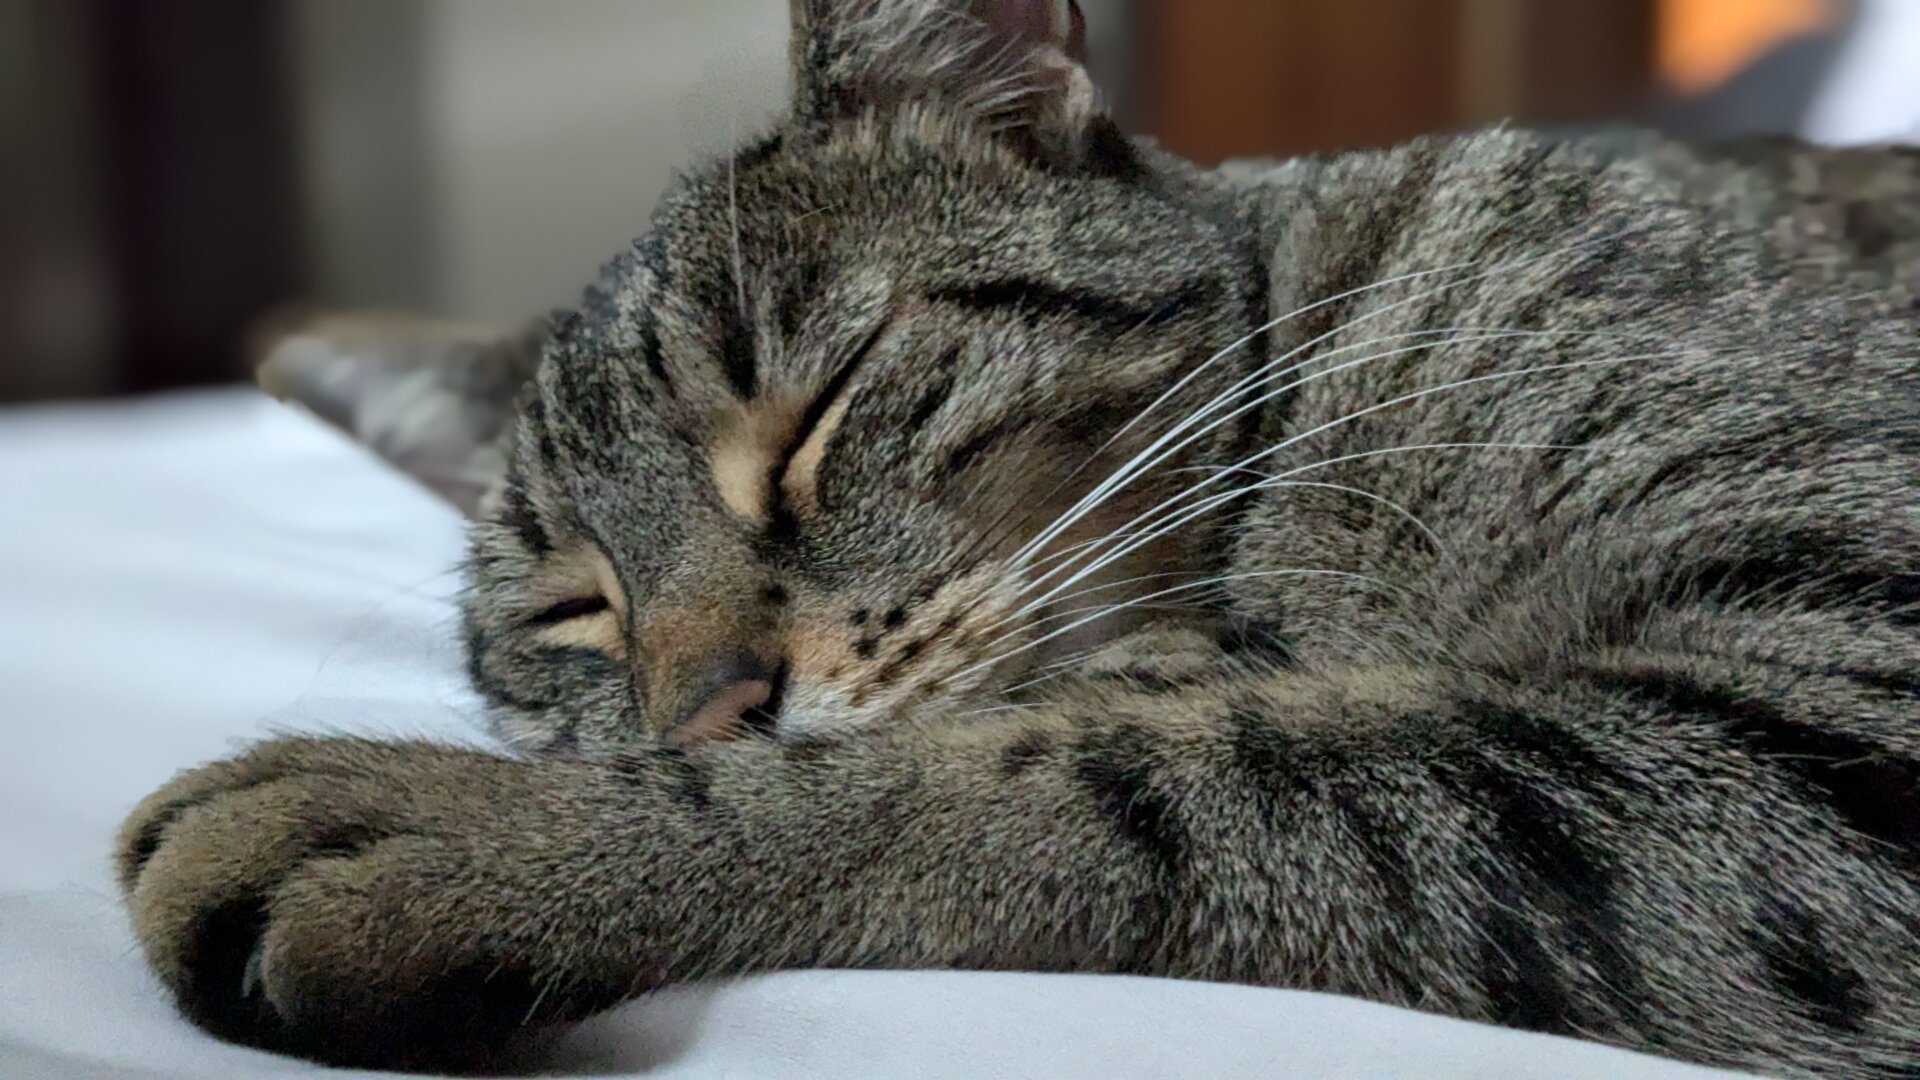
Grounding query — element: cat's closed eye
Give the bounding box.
[526,596,611,626]
[520,549,627,659]
[777,322,887,517]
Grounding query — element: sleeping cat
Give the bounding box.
[116,1,1920,1074]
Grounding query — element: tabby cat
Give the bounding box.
[117,1,1920,1074]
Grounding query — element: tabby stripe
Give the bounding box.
[463,630,557,713]
[1842,199,1896,259]
[1225,710,1312,827]
[1654,526,1917,624]
[1825,665,1920,700]
[620,746,713,811]
[927,278,1211,335]
[1478,898,1576,1034]
[1617,431,1780,513]
[1750,895,1873,1032]
[524,395,561,467]
[943,416,1025,475]
[1071,724,1186,883]
[1327,774,1429,1003]
[1000,730,1052,777]
[1592,669,1920,869]
[906,358,958,433]
[734,131,784,172]
[1436,743,1646,1030]
[718,307,757,399]
[1459,700,1645,806]
[499,483,552,556]
[640,319,669,386]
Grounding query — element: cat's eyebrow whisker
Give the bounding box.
[1015,351,1679,612]
[954,569,1392,685]
[727,123,750,321]
[1009,225,1642,568]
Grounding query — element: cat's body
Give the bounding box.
[119,2,1920,1075]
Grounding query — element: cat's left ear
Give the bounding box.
[251,311,543,517]
[790,0,1102,165]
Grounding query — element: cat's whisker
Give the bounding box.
[1011,325,1619,576]
[942,207,1519,579]
[985,569,1212,633]
[726,122,749,320]
[969,611,1227,704]
[989,329,1491,584]
[956,702,1039,719]
[1011,327,1497,567]
[989,477,1436,630]
[1218,439,1593,483]
[1012,333,1613,600]
[1010,225,1642,567]
[1187,474,1447,555]
[953,569,1392,686]
[1016,351,1679,611]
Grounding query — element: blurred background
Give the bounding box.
[3,0,1917,404]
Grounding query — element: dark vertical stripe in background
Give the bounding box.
[92,0,302,395]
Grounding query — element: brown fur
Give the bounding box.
[121,2,1920,1074]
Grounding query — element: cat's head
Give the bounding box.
[263,0,1266,755]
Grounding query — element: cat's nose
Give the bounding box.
[664,655,784,747]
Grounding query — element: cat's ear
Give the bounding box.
[789,0,1101,164]
[251,311,543,518]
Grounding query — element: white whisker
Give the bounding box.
[1015,327,1615,570]
[1017,334,1600,597]
[985,256,1510,575]
[726,127,748,320]
[994,478,1442,630]
[952,569,1392,685]
[1016,351,1676,612]
[1012,224,1639,566]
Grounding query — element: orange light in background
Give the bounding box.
[1659,0,1836,92]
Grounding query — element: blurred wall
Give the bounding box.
[288,1,789,324]
[288,0,1135,327]
[6,0,1911,403]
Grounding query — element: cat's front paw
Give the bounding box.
[115,737,630,1070]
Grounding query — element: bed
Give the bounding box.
[0,389,1752,1078]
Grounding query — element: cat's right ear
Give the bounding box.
[789,0,1101,165]
[251,311,544,518]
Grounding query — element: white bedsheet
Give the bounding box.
[0,390,1748,1079]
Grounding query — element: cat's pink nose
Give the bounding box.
[664,657,783,747]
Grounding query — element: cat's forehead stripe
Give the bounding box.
[710,401,800,522]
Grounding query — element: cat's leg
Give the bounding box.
[119,653,1920,1074]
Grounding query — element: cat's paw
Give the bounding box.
[115,737,629,1070]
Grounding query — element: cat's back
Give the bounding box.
[1205,126,1919,666]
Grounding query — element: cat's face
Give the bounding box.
[271,1,1266,755]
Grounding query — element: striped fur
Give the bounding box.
[118,2,1920,1074]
